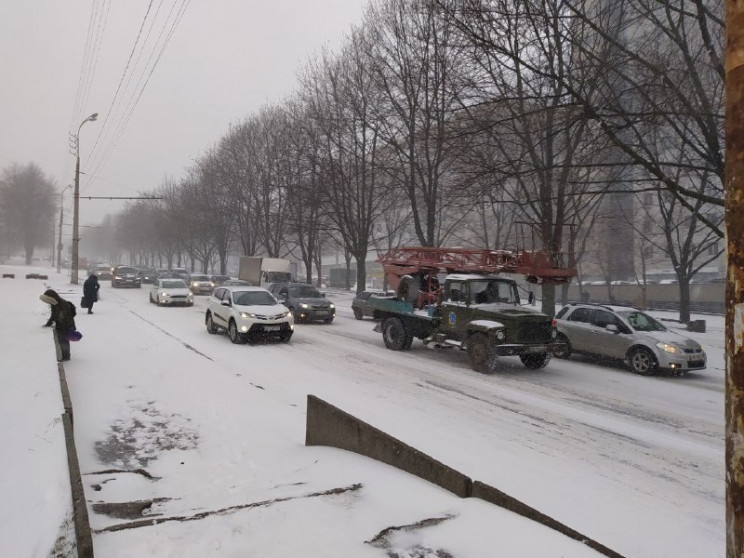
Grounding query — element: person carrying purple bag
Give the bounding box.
[40,289,78,361]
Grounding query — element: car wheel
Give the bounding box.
[467,333,497,373]
[228,320,246,344]
[553,333,572,359]
[205,313,218,334]
[628,347,658,375]
[382,317,412,351]
[353,307,363,320]
[520,353,551,369]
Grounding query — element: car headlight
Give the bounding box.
[656,342,680,354]
[300,303,309,309]
[329,303,335,309]
[160,291,170,297]
[282,311,291,318]
[495,329,506,341]
[240,311,257,319]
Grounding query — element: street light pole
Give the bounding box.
[71,112,98,285]
[56,185,72,274]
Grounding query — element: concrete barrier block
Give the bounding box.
[305,395,472,498]
[687,319,706,333]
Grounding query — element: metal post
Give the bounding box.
[71,155,81,284]
[57,186,70,274]
[70,113,97,285]
[726,1,744,556]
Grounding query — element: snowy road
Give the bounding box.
[68,284,724,558]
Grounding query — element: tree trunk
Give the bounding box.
[678,279,691,324]
[726,2,744,555]
[541,284,556,317]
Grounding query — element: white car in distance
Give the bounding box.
[150,278,194,307]
[205,286,294,344]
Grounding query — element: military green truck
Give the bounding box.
[367,247,576,373]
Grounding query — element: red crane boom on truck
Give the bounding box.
[378,226,577,309]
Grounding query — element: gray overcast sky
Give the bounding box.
[0,1,367,228]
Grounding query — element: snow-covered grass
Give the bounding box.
[1,264,725,557]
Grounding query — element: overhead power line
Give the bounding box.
[82,0,191,193]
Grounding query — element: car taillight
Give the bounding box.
[552,319,557,326]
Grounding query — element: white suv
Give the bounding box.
[205,286,294,344]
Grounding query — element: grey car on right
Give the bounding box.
[553,303,706,375]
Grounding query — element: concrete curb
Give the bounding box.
[305,395,625,558]
[53,335,94,557]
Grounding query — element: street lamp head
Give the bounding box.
[89,112,98,121]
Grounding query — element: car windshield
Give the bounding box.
[233,291,276,306]
[118,267,137,274]
[617,311,668,332]
[161,280,186,288]
[191,275,209,281]
[470,279,518,304]
[288,285,322,298]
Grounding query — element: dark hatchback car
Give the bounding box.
[210,275,232,287]
[351,290,395,320]
[111,265,142,288]
[138,267,159,284]
[267,282,335,323]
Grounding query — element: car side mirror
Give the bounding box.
[321,293,326,298]
[606,324,618,333]
[221,300,231,307]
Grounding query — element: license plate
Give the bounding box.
[265,325,281,332]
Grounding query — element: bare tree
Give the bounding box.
[367,0,466,246]
[0,163,57,264]
[444,0,613,313]
[301,27,391,292]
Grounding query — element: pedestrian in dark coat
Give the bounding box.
[40,289,77,361]
[83,273,100,314]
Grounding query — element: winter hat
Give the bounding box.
[40,289,60,305]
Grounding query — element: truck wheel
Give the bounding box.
[468,333,497,373]
[553,334,572,359]
[353,307,363,320]
[520,353,551,369]
[382,317,412,351]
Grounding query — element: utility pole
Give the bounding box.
[726,1,744,556]
[57,185,71,274]
[70,112,97,285]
